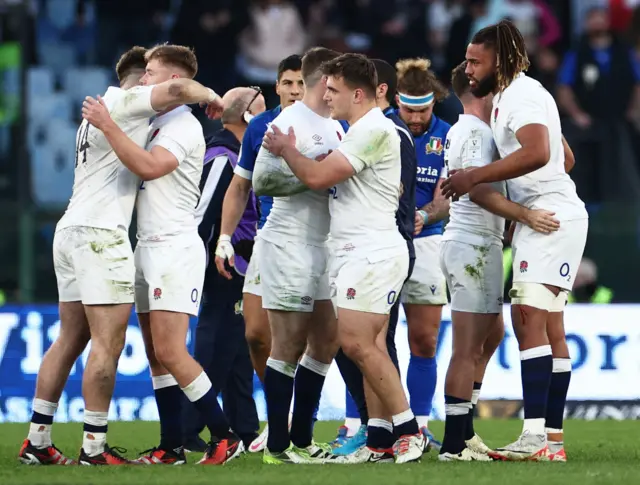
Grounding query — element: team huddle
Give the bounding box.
[18,19,587,467]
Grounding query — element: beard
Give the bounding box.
[470,72,497,98]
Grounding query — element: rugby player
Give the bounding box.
[438,61,560,461]
[252,47,343,464]
[82,44,243,465]
[395,58,451,448]
[331,58,419,459]
[263,53,424,463]
[215,55,304,453]
[19,46,224,466]
[442,20,588,461]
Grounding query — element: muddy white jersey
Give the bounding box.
[255,101,345,246]
[331,107,405,255]
[492,73,587,221]
[136,105,205,244]
[57,85,156,231]
[443,114,505,245]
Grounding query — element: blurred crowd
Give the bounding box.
[23,0,640,207]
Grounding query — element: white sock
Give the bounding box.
[368,418,393,433]
[28,398,57,448]
[522,418,546,437]
[83,410,108,457]
[391,408,415,427]
[546,427,563,449]
[416,415,429,429]
[299,354,331,377]
[344,417,361,437]
[471,389,481,406]
[180,371,212,402]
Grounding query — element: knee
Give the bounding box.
[153,341,185,371]
[91,331,126,360]
[341,339,374,366]
[245,326,270,353]
[409,329,437,358]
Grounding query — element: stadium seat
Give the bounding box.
[30,143,75,208]
[62,67,111,106]
[45,0,78,32]
[37,42,77,78]
[46,119,78,151]
[27,93,73,124]
[27,67,54,98]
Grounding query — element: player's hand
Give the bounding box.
[201,90,224,120]
[523,209,560,234]
[214,234,235,280]
[441,167,477,200]
[414,210,424,235]
[82,95,112,131]
[263,125,296,157]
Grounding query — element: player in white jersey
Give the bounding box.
[438,62,561,462]
[442,20,589,461]
[248,47,343,465]
[215,55,304,454]
[81,44,243,466]
[263,53,424,464]
[19,46,225,467]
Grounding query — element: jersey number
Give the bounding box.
[75,123,90,167]
[329,186,338,199]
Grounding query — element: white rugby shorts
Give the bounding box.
[511,218,589,291]
[259,239,330,312]
[134,234,205,316]
[440,239,504,314]
[401,235,448,305]
[330,248,409,315]
[53,226,135,305]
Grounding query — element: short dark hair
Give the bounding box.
[321,53,377,98]
[277,55,302,81]
[470,19,530,91]
[145,43,198,79]
[396,58,448,102]
[302,47,341,86]
[115,46,147,83]
[451,61,470,98]
[372,59,397,105]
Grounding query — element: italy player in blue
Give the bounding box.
[214,55,304,453]
[395,58,452,450]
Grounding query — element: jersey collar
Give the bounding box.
[154,105,191,124]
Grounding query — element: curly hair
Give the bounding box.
[395,58,448,102]
[471,19,530,92]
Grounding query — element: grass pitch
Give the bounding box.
[1,419,638,484]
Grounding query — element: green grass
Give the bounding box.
[1,420,639,484]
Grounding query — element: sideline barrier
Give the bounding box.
[1,304,638,422]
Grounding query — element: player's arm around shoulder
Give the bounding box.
[253,118,307,196]
[259,120,356,192]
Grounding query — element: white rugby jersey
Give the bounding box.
[443,114,505,245]
[332,107,405,254]
[57,85,156,232]
[136,105,205,244]
[492,73,587,221]
[255,101,345,247]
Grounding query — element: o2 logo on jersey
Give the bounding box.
[191,289,199,304]
[560,263,571,282]
[328,186,338,199]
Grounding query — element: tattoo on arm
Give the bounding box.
[420,196,450,224]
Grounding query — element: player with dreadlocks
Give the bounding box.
[442,19,588,462]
